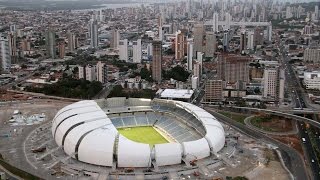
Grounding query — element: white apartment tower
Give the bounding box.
[187,38,193,71]
[85,65,97,82]
[132,39,142,63]
[247,31,254,50]
[96,61,108,83]
[263,68,285,102]
[0,35,11,72]
[119,39,129,62]
[212,13,219,32]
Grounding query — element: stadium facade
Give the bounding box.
[52,98,225,168]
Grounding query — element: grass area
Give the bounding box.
[117,126,168,146]
[218,111,248,124]
[250,115,292,132]
[250,116,273,131]
[0,153,41,180]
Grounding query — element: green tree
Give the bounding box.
[163,66,190,82]
[140,67,153,82]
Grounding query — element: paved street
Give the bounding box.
[205,107,308,180]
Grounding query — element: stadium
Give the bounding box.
[51,97,226,178]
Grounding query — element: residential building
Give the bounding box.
[247,31,254,50]
[192,76,199,89]
[58,41,65,59]
[304,71,320,90]
[21,38,31,52]
[204,32,216,58]
[152,40,162,82]
[85,65,96,81]
[119,39,129,62]
[67,32,76,52]
[254,27,264,46]
[239,31,247,52]
[304,48,320,63]
[187,38,193,71]
[132,39,142,63]
[193,23,204,56]
[45,30,56,59]
[175,30,186,60]
[0,35,11,73]
[263,68,285,102]
[286,6,293,19]
[193,62,201,80]
[303,25,313,35]
[111,29,120,49]
[204,80,224,102]
[196,52,203,77]
[78,66,85,79]
[8,33,17,63]
[96,61,108,83]
[217,54,251,84]
[89,19,98,48]
[158,15,163,41]
[212,13,219,32]
[223,31,229,51]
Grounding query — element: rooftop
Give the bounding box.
[159,89,194,99]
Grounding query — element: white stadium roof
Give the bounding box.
[52,98,225,167]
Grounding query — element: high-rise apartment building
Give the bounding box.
[254,27,264,46]
[223,32,229,52]
[286,6,293,19]
[8,33,17,63]
[152,40,162,82]
[111,29,120,49]
[193,62,201,85]
[158,15,164,41]
[89,19,98,48]
[239,31,247,52]
[67,32,76,52]
[119,39,129,62]
[204,80,224,102]
[58,40,65,59]
[187,38,193,71]
[193,23,204,56]
[132,39,142,63]
[315,5,319,20]
[45,30,56,59]
[175,30,186,60]
[247,31,254,50]
[0,35,11,73]
[204,32,216,58]
[196,51,203,77]
[304,48,320,63]
[217,54,251,84]
[21,38,31,52]
[263,68,285,102]
[85,65,97,82]
[212,13,219,32]
[96,61,108,83]
[78,66,85,79]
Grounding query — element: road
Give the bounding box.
[205,107,308,180]
[282,46,320,180]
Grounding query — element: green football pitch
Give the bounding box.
[117,126,168,146]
